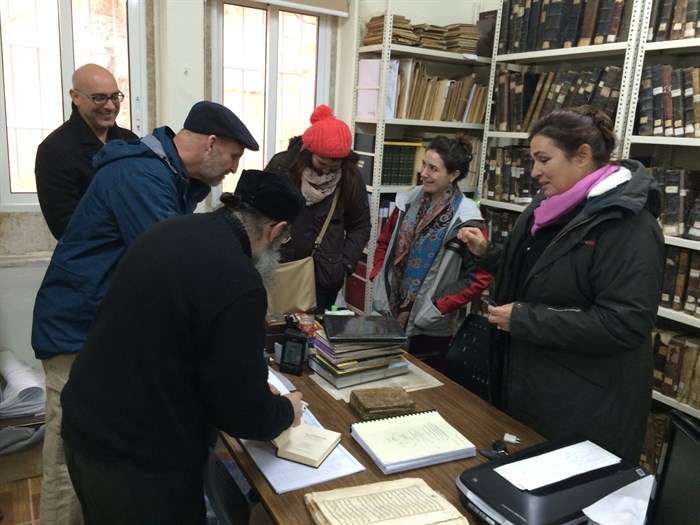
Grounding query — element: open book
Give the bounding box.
[271,420,341,468]
[350,410,475,474]
[305,477,470,525]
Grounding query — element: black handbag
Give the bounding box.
[444,313,493,401]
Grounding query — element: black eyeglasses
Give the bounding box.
[76,89,124,105]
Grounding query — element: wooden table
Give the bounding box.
[220,355,544,524]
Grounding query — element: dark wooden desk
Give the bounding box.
[221,356,544,524]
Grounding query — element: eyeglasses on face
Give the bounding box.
[75,89,125,105]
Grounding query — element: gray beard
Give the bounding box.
[253,245,281,290]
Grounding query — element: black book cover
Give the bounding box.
[671,67,685,137]
[672,249,691,312]
[647,0,665,41]
[511,0,525,53]
[502,147,513,202]
[685,0,699,38]
[662,168,682,236]
[662,64,674,136]
[593,0,616,44]
[542,0,571,49]
[323,315,407,344]
[656,0,677,41]
[526,0,543,51]
[498,0,512,55]
[562,0,585,47]
[535,0,552,50]
[522,71,544,131]
[683,196,700,240]
[572,67,604,106]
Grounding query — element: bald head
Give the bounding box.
[70,64,124,142]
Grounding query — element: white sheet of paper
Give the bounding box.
[582,474,654,525]
[494,440,621,491]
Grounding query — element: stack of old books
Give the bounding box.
[444,23,480,54]
[362,14,419,46]
[412,23,447,50]
[308,315,408,389]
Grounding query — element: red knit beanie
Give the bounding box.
[301,105,352,159]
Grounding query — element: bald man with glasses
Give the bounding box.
[35,63,137,240]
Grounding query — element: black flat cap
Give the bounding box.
[184,101,259,151]
[233,169,304,223]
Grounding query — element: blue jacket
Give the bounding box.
[32,127,210,359]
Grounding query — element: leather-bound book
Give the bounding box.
[654,330,679,389]
[656,0,677,41]
[651,64,665,135]
[535,0,551,50]
[683,67,696,136]
[349,386,415,420]
[562,0,585,47]
[522,71,545,131]
[661,334,686,398]
[670,0,689,40]
[647,0,665,41]
[672,248,691,311]
[572,67,603,106]
[542,0,571,49]
[684,251,700,316]
[511,0,525,53]
[662,168,683,236]
[671,67,685,136]
[685,0,699,37]
[683,190,700,241]
[497,69,510,131]
[638,65,655,136]
[605,0,627,43]
[662,64,674,136]
[660,244,680,308]
[498,0,513,55]
[677,338,700,405]
[578,0,602,45]
[692,67,700,138]
[527,0,544,51]
[593,0,616,44]
[529,71,556,125]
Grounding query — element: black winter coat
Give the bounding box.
[479,160,664,462]
[265,137,371,294]
[34,104,138,239]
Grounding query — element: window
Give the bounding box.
[0,0,145,210]
[214,0,330,193]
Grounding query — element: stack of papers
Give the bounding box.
[0,350,46,418]
[351,410,475,474]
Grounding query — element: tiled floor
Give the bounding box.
[0,476,41,525]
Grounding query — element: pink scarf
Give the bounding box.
[531,164,618,235]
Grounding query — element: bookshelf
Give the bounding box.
[477,0,700,420]
[348,0,492,312]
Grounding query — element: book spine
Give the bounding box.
[652,64,665,136]
[578,0,602,45]
[535,0,551,50]
[656,0,677,41]
[685,0,699,37]
[683,68,696,137]
[671,0,689,40]
[527,0,543,51]
[648,0,665,41]
[671,67,686,137]
[499,0,512,55]
[672,248,691,311]
[593,0,616,44]
[562,0,584,47]
[638,66,655,136]
[605,0,627,43]
[660,243,679,308]
[684,251,700,316]
[692,67,700,138]
[663,168,682,236]
[662,65,674,136]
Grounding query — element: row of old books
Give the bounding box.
[498,0,634,55]
[396,60,488,123]
[647,0,700,42]
[308,316,409,389]
[495,64,623,133]
[661,246,700,317]
[362,14,482,54]
[649,167,700,239]
[356,57,489,123]
[381,141,424,185]
[637,65,700,138]
[482,145,540,204]
[653,328,700,408]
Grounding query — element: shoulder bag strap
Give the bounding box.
[311,190,339,255]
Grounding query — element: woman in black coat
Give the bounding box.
[459,106,665,462]
[265,105,371,311]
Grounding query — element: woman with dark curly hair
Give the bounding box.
[371,134,491,372]
[459,106,665,462]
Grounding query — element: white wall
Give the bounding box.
[0,260,49,371]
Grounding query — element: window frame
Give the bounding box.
[209,0,331,200]
[0,0,148,212]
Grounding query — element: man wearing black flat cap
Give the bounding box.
[61,170,305,524]
[32,101,260,521]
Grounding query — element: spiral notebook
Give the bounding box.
[350,410,475,474]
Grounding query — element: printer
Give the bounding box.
[456,438,648,525]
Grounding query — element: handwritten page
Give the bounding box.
[304,477,470,525]
[494,440,621,491]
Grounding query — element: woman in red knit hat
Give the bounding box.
[264,105,371,311]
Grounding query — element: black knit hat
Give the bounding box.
[184,101,259,151]
[232,169,304,223]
